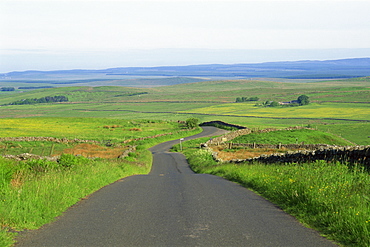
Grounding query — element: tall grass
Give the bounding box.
[0,154,151,246]
[0,120,201,246]
[183,146,370,246]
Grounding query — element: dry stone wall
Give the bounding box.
[207,129,252,144]
[213,143,333,150]
[0,137,99,144]
[206,126,312,145]
[204,126,369,167]
[225,146,370,168]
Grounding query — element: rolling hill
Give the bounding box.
[1,58,370,88]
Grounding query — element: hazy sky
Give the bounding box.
[1,0,370,72]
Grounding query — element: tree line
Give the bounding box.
[1,87,15,91]
[235,96,259,102]
[7,95,68,105]
[258,95,310,107]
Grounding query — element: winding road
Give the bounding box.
[16,127,337,246]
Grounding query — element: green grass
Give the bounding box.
[185,102,370,121]
[0,117,184,144]
[316,123,370,146]
[0,154,150,246]
[3,79,367,144]
[231,129,354,146]
[182,142,370,246]
[0,141,70,156]
[1,77,369,246]
[0,117,201,246]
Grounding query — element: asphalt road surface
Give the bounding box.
[16,127,337,246]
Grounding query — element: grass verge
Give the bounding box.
[0,154,150,246]
[0,125,201,246]
[182,141,370,247]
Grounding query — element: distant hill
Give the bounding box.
[101,58,370,79]
[1,58,369,87]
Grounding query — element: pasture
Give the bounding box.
[178,133,370,246]
[0,76,369,246]
[0,117,200,246]
[1,77,368,145]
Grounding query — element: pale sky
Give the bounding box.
[1,0,370,72]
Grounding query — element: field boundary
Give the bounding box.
[206,144,370,167]
[202,125,370,166]
[0,137,99,144]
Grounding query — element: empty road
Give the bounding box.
[16,127,337,246]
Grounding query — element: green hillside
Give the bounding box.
[231,129,353,146]
[0,77,369,145]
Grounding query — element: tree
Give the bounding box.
[249,96,259,101]
[1,87,15,91]
[185,118,199,129]
[269,101,280,107]
[297,95,309,105]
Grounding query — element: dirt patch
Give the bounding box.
[55,143,128,159]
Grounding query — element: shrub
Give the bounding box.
[297,95,310,105]
[57,154,89,168]
[185,118,199,129]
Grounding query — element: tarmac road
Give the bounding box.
[16,127,337,246]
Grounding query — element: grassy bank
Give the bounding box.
[0,117,201,246]
[179,138,370,247]
[0,153,151,246]
[231,128,354,146]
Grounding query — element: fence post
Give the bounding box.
[253,142,256,149]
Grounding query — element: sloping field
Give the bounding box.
[183,102,370,121]
[0,77,369,145]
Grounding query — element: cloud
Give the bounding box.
[1,0,370,71]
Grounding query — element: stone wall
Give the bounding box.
[203,126,369,167]
[220,146,370,167]
[0,137,99,144]
[206,126,312,145]
[207,129,252,144]
[211,142,333,150]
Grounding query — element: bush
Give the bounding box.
[297,95,310,105]
[57,154,89,168]
[185,118,199,129]
[23,159,60,172]
[269,101,280,107]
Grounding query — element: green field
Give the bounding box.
[231,128,354,146]
[177,136,370,246]
[1,77,369,145]
[0,117,201,246]
[1,77,369,246]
